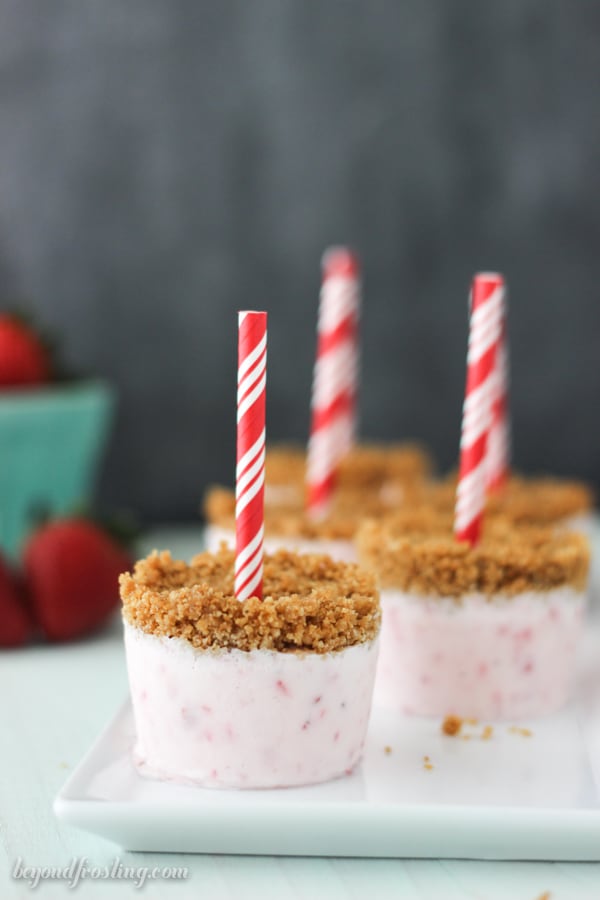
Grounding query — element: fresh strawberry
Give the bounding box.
[0,555,33,647]
[0,314,51,387]
[24,518,132,642]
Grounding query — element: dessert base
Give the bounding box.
[375,587,585,719]
[125,623,378,789]
[204,524,357,563]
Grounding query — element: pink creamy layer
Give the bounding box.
[375,587,585,720]
[204,524,357,563]
[124,623,378,789]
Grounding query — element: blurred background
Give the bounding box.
[1,1,599,525]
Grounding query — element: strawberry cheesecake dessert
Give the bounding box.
[421,474,594,535]
[121,546,380,789]
[357,514,590,720]
[487,476,595,535]
[204,442,433,563]
[204,484,396,563]
[261,442,433,510]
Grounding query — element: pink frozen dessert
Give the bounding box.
[120,547,380,789]
[262,442,433,508]
[203,485,382,563]
[357,513,590,720]
[203,442,435,564]
[487,476,595,537]
[421,474,595,536]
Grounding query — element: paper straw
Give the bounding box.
[306,247,360,519]
[235,311,267,600]
[455,274,503,545]
[483,274,510,492]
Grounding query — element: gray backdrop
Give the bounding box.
[1,1,599,522]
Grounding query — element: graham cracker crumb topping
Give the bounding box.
[265,444,306,485]
[264,442,432,487]
[121,547,380,653]
[204,485,396,540]
[488,476,594,524]
[337,442,433,486]
[356,514,590,596]
[204,443,433,537]
[420,474,593,525]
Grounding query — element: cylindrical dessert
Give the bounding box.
[420,474,594,535]
[488,476,595,536]
[357,514,590,720]
[121,547,380,789]
[204,442,434,561]
[256,441,434,510]
[204,485,387,563]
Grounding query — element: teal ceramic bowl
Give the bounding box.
[0,381,115,558]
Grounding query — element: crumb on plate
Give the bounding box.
[509,725,533,738]
[442,714,463,736]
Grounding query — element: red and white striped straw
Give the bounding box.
[455,274,503,545]
[484,274,510,492]
[235,311,267,600]
[306,247,361,519]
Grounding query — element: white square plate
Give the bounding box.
[55,619,600,859]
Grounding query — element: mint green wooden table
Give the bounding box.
[1,526,600,900]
